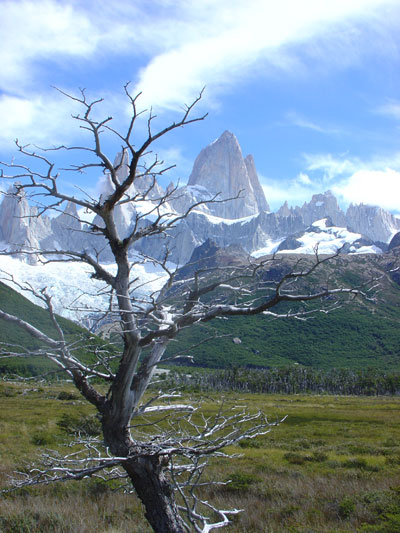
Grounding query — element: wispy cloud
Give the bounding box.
[285,111,341,135]
[304,151,400,177]
[302,151,400,211]
[0,1,100,94]
[132,0,400,109]
[261,148,400,212]
[303,153,361,180]
[261,171,319,210]
[1,0,399,149]
[376,99,400,120]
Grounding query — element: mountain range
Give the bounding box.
[1,130,400,323]
[1,130,400,267]
[1,130,400,372]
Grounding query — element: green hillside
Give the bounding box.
[1,249,399,375]
[164,251,400,371]
[0,282,98,376]
[164,305,400,370]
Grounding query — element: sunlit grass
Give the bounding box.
[1,383,399,532]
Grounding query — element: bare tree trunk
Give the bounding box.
[102,409,185,533]
[102,401,185,533]
[124,458,185,533]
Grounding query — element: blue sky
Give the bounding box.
[1,0,400,213]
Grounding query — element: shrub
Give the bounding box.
[343,457,368,469]
[238,438,263,449]
[338,496,355,519]
[226,472,259,492]
[310,451,328,462]
[31,430,56,446]
[283,452,308,465]
[0,511,67,532]
[56,391,78,401]
[359,513,400,532]
[57,413,101,436]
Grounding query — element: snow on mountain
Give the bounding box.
[280,219,361,255]
[250,239,284,258]
[0,254,168,323]
[251,219,383,257]
[1,133,398,318]
[192,210,259,226]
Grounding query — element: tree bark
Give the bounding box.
[124,457,186,533]
[102,410,185,533]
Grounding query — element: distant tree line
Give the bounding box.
[163,366,400,396]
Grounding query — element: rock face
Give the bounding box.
[1,134,400,267]
[346,204,400,244]
[42,201,82,251]
[187,131,269,219]
[244,154,270,213]
[174,239,249,280]
[295,191,346,228]
[388,232,400,251]
[0,185,52,260]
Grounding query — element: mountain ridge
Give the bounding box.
[1,131,399,267]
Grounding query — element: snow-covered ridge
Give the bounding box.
[251,219,384,257]
[0,253,168,323]
[192,210,258,226]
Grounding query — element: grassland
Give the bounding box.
[1,382,400,532]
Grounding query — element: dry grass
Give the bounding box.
[1,384,400,532]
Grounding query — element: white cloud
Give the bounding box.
[1,0,399,150]
[261,176,320,210]
[132,0,400,109]
[0,95,63,149]
[333,168,400,211]
[298,151,400,212]
[304,151,400,179]
[0,92,90,150]
[0,0,100,94]
[296,172,313,186]
[262,149,400,213]
[376,100,400,120]
[303,153,361,180]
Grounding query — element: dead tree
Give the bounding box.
[0,86,366,532]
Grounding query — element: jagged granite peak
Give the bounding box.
[277,201,293,218]
[0,184,52,260]
[0,185,30,244]
[42,201,82,251]
[295,190,346,227]
[114,148,130,183]
[103,149,165,199]
[187,131,269,219]
[244,154,270,212]
[346,203,400,243]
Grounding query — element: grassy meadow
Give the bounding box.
[0,382,400,532]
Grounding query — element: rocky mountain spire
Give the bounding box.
[346,204,400,243]
[187,131,269,219]
[0,185,51,258]
[244,154,270,213]
[294,191,346,227]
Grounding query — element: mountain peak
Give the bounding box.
[187,132,269,219]
[220,129,235,138]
